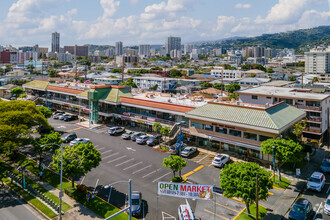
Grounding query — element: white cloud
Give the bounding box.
[234,3,251,9]
[100,0,120,19]
[297,10,330,28]
[129,0,139,5]
[256,0,308,24]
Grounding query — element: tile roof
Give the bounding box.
[186,102,306,130]
[47,85,84,94]
[23,80,49,90]
[121,97,195,112]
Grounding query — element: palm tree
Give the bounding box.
[160,126,171,148]
[152,122,162,144]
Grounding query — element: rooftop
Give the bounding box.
[238,86,329,101]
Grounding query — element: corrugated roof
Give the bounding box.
[23,80,49,89]
[186,102,306,130]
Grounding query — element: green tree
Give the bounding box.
[33,132,62,170]
[312,77,319,84]
[212,83,224,90]
[225,83,241,93]
[292,120,307,143]
[5,64,13,73]
[120,78,137,88]
[153,122,162,143]
[19,94,27,99]
[0,101,50,155]
[26,65,34,73]
[261,138,303,179]
[199,81,212,89]
[149,84,158,91]
[169,69,182,78]
[48,69,57,77]
[267,68,274,73]
[228,93,239,101]
[160,126,171,148]
[220,162,273,215]
[162,155,187,178]
[96,66,105,71]
[112,68,122,73]
[37,106,53,118]
[51,142,101,187]
[11,87,24,98]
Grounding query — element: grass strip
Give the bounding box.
[236,204,267,220]
[272,175,291,189]
[2,177,57,219]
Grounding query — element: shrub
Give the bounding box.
[77,184,88,192]
[172,176,183,182]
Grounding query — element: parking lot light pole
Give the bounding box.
[41,143,63,219]
[271,146,276,184]
[178,121,186,158]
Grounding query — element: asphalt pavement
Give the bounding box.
[0,184,45,220]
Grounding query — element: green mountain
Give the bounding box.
[208,26,330,50]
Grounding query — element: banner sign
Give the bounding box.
[157,182,214,200]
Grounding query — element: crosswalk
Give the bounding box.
[94,145,172,183]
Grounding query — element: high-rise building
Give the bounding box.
[184,44,193,55]
[64,45,89,57]
[165,37,181,55]
[51,32,60,53]
[305,47,330,81]
[115,41,123,56]
[138,44,151,58]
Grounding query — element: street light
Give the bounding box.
[271,146,276,184]
[104,179,132,220]
[41,143,63,220]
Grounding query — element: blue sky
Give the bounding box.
[0,0,329,48]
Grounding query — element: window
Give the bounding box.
[266,97,271,99]
[191,121,202,129]
[252,95,258,100]
[215,126,227,134]
[259,135,272,142]
[203,124,213,131]
[309,123,321,128]
[244,132,258,141]
[229,129,241,137]
[274,98,278,102]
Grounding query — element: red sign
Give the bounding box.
[123,112,131,116]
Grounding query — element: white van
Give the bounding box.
[178,204,196,220]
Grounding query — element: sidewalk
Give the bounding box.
[263,148,328,220]
[3,157,102,220]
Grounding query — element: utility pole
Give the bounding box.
[301,71,304,88]
[256,174,259,220]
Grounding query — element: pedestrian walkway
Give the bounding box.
[2,157,102,220]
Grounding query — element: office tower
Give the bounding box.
[165,37,181,55]
[63,45,89,57]
[51,32,60,53]
[184,44,193,55]
[138,44,151,58]
[115,41,123,56]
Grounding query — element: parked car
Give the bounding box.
[146,135,161,146]
[169,144,185,155]
[53,113,65,119]
[320,159,330,173]
[325,194,330,215]
[212,154,230,168]
[61,133,77,143]
[64,115,78,121]
[52,111,64,116]
[181,146,197,157]
[122,131,134,140]
[136,135,149,144]
[288,198,313,220]
[307,172,326,192]
[70,138,91,146]
[131,132,146,141]
[108,127,125,135]
[130,191,142,217]
[59,114,71,120]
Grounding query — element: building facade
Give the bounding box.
[165,37,181,56]
[138,44,151,58]
[115,41,123,56]
[63,45,88,57]
[305,47,330,82]
[51,32,60,53]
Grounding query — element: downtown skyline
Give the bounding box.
[0,0,329,47]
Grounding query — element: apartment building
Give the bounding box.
[238,86,330,145]
[210,67,242,79]
[133,76,177,92]
[305,47,330,82]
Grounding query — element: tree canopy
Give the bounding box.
[169,69,182,78]
[120,77,137,88]
[0,101,50,155]
[11,87,24,98]
[220,162,273,214]
[37,106,53,118]
[225,83,241,93]
[51,142,101,187]
[162,155,187,178]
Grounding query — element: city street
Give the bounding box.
[0,184,45,220]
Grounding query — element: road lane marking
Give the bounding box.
[101,149,113,155]
[204,209,229,220]
[102,152,119,160]
[65,127,83,132]
[142,168,162,178]
[215,202,240,213]
[123,161,143,170]
[197,155,210,163]
[233,208,246,220]
[132,165,152,174]
[115,158,134,167]
[152,172,171,183]
[80,176,86,185]
[98,147,105,151]
[107,155,127,163]
[94,145,99,148]
[93,179,99,193]
[314,202,323,219]
[182,165,205,178]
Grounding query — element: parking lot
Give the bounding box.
[48,116,291,219]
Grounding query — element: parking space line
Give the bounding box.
[182,165,205,178]
[132,165,152,174]
[143,168,162,178]
[98,147,105,151]
[101,149,113,155]
[152,172,171,183]
[233,208,246,220]
[115,158,134,167]
[65,127,83,133]
[123,161,143,170]
[215,202,240,213]
[102,152,119,160]
[196,155,210,163]
[204,209,229,220]
[106,155,127,163]
[80,176,86,185]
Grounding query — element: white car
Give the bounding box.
[70,138,91,146]
[212,154,230,168]
[307,172,325,192]
[325,194,330,215]
[108,127,125,135]
[181,147,197,157]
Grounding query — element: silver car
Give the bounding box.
[136,135,149,144]
[70,138,91,146]
[122,131,134,140]
[130,191,142,217]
